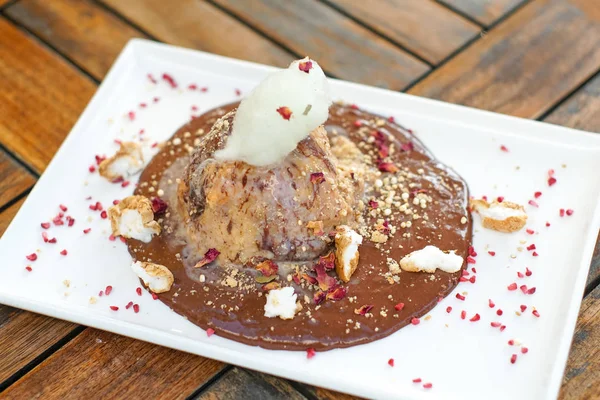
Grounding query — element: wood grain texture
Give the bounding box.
[0,305,76,383]
[2,328,225,399]
[194,368,306,400]
[0,152,34,208]
[100,0,292,67]
[299,385,362,400]
[410,0,600,119]
[212,0,429,90]
[0,197,25,237]
[0,0,13,8]
[328,0,480,64]
[438,0,527,26]
[0,18,96,173]
[5,0,147,80]
[559,285,600,399]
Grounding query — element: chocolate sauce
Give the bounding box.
[128,102,472,351]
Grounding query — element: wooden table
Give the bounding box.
[0,0,599,398]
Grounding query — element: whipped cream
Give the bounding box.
[215,57,331,166]
[400,245,463,273]
[264,286,298,320]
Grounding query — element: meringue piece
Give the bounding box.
[470,199,527,233]
[99,142,145,180]
[215,57,332,166]
[334,225,363,282]
[400,245,463,273]
[108,195,160,242]
[131,261,173,293]
[264,286,298,320]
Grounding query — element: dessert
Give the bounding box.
[107,58,473,350]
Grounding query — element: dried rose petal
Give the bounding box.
[378,144,389,159]
[314,264,337,291]
[150,197,168,215]
[377,161,399,173]
[326,285,347,301]
[302,273,318,285]
[194,248,220,268]
[256,260,279,277]
[298,60,313,73]
[310,172,325,184]
[292,272,301,285]
[354,304,374,315]
[313,290,326,305]
[368,200,379,209]
[400,142,414,152]
[306,348,316,359]
[276,106,292,120]
[262,282,281,292]
[316,252,335,271]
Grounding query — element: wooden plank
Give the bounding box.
[212,0,429,90]
[0,197,25,236]
[2,328,225,399]
[0,0,13,8]
[299,385,362,400]
[5,0,147,81]
[559,284,600,399]
[0,18,96,173]
[0,304,77,383]
[327,0,480,64]
[0,151,34,208]
[194,368,306,400]
[100,0,292,67]
[409,0,600,119]
[438,0,527,26]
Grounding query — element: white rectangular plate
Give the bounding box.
[1,39,599,400]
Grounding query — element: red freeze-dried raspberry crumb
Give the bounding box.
[60,249,68,256]
[423,383,433,389]
[460,310,466,320]
[151,293,159,300]
[546,221,551,227]
[497,309,503,316]
[489,299,495,308]
[566,209,574,216]
[456,293,466,301]
[298,60,313,73]
[133,304,140,313]
[528,200,539,208]
[127,111,135,121]
[510,354,517,364]
[59,204,68,212]
[125,301,133,309]
[83,228,91,234]
[162,73,177,88]
[491,322,502,327]
[527,287,536,294]
[500,325,506,332]
[488,251,496,256]
[520,285,528,294]
[500,145,509,152]
[508,339,515,345]
[306,348,316,359]
[412,378,422,383]
[394,302,405,311]
[526,229,534,235]
[521,347,529,354]
[110,306,119,311]
[525,267,532,276]
[520,305,527,312]
[446,306,452,313]
[206,328,215,337]
[100,211,107,219]
[411,317,420,325]
[388,358,394,367]
[99,290,104,297]
[548,177,557,186]
[470,313,480,322]
[560,208,565,217]
[88,165,95,173]
[25,266,32,272]
[235,89,242,96]
[508,283,517,291]
[136,287,142,296]
[527,244,536,251]
[108,235,116,241]
[466,256,476,264]
[497,196,504,203]
[469,276,476,283]
[26,253,38,261]
[532,310,540,317]
[276,106,292,120]
[532,252,539,257]
[534,191,542,198]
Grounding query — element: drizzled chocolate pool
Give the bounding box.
[125,101,472,351]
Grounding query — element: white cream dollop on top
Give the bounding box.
[478,203,526,220]
[264,286,298,320]
[400,245,464,273]
[214,57,331,167]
